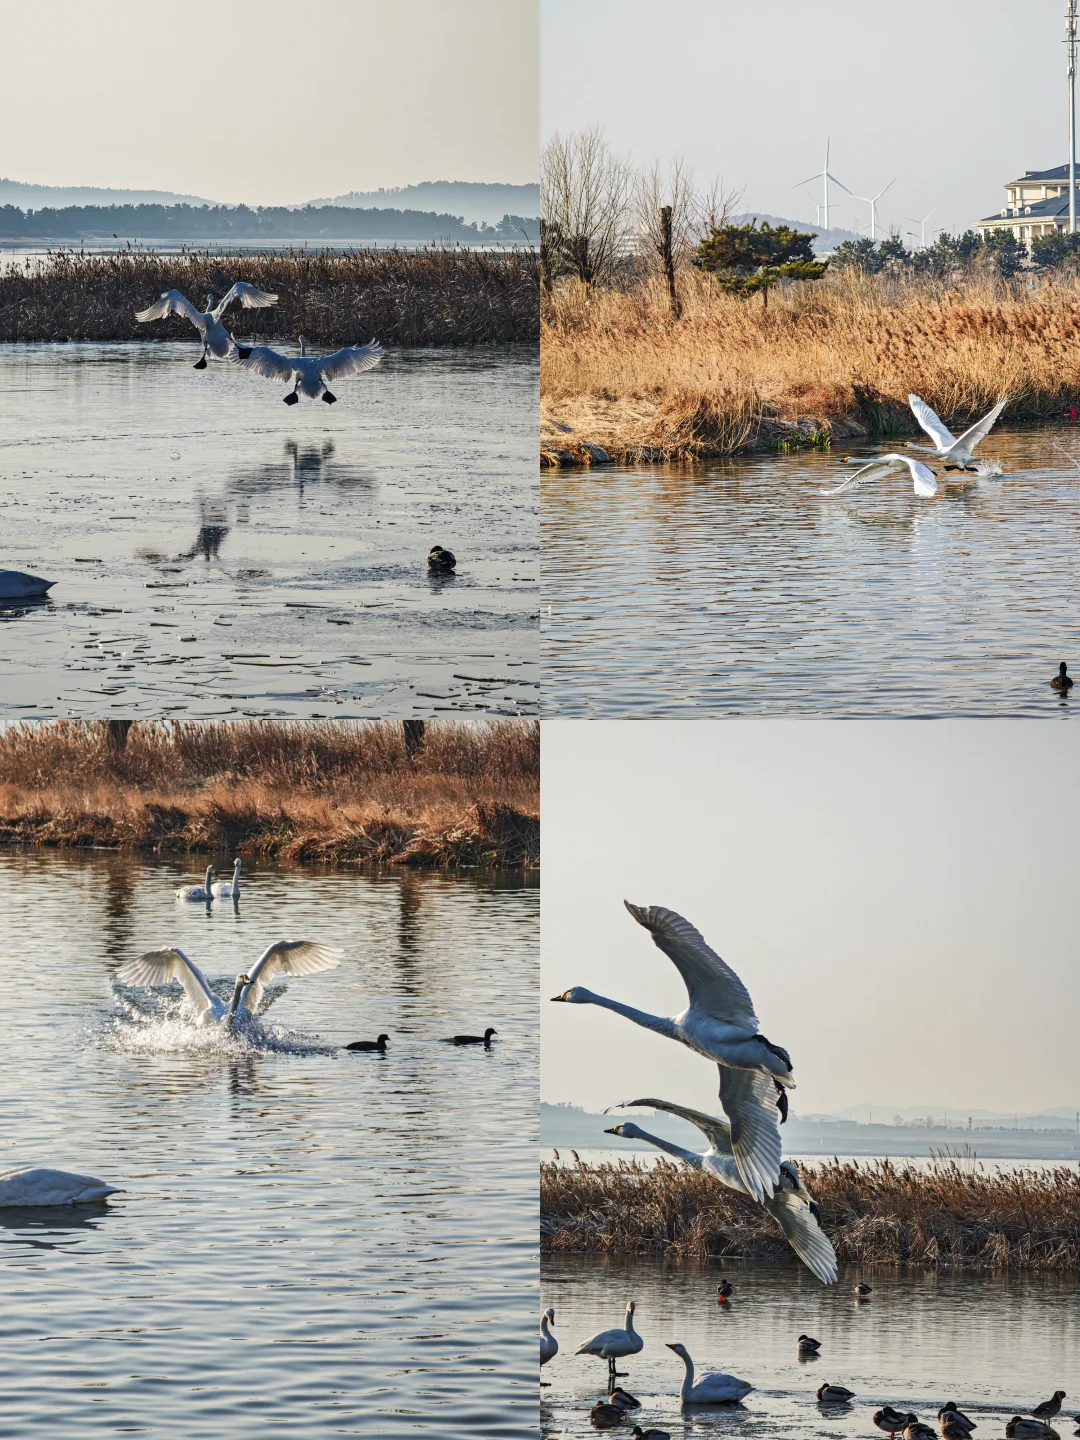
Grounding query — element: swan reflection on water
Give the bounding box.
[228,440,375,497]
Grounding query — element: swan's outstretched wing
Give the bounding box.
[117,948,216,1010]
[319,340,384,381]
[135,290,206,330]
[239,346,298,382]
[212,282,279,319]
[821,455,936,497]
[241,940,343,1010]
[954,394,1008,454]
[718,1065,782,1202]
[615,1096,733,1155]
[909,393,956,449]
[765,1187,838,1283]
[821,458,896,495]
[624,903,758,1028]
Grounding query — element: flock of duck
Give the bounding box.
[541,901,1071,1436]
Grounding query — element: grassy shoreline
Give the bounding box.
[540,270,1080,468]
[0,720,539,868]
[541,1156,1080,1271]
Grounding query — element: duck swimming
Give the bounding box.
[1052,663,1074,692]
[631,1429,671,1440]
[798,1334,822,1355]
[855,1282,873,1298]
[716,1280,734,1302]
[445,1028,497,1046]
[346,1034,389,1052]
[428,545,457,572]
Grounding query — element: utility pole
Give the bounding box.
[1069,0,1078,232]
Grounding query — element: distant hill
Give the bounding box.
[1,177,217,209]
[312,182,540,227]
[732,211,861,255]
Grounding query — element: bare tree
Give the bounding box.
[634,159,744,313]
[541,128,633,288]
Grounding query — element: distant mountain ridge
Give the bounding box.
[1,177,218,209]
[731,211,861,254]
[310,182,540,226]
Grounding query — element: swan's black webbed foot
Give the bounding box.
[322,390,337,404]
[193,356,208,370]
[283,392,300,405]
[775,1085,789,1123]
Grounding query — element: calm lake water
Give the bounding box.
[541,1254,1078,1439]
[542,428,1080,717]
[0,342,537,719]
[0,850,538,1437]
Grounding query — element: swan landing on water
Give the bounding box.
[134,283,278,366]
[0,1166,118,1207]
[240,337,383,403]
[908,392,1008,471]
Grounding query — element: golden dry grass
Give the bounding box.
[541,1155,1080,1270]
[541,270,1080,462]
[0,720,539,866]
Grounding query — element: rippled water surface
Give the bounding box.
[0,343,538,718]
[0,851,538,1437]
[541,1254,1078,1438]
[542,429,1080,716]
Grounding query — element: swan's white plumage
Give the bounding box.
[118,947,220,1019]
[624,902,758,1029]
[210,859,241,898]
[240,940,343,1011]
[135,284,277,360]
[175,865,214,902]
[0,569,55,599]
[540,1308,558,1366]
[575,1302,643,1363]
[717,1065,784,1208]
[909,392,1008,464]
[821,453,938,498]
[241,338,383,399]
[667,1343,752,1404]
[0,1166,118,1207]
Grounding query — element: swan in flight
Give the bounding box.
[116,940,342,1028]
[665,1343,752,1404]
[575,1300,643,1383]
[908,392,1007,470]
[211,859,241,898]
[240,336,383,404]
[134,283,278,366]
[821,453,938,498]
[540,1307,557,1382]
[175,866,214,902]
[1,1166,119,1207]
[552,902,792,1202]
[0,570,55,600]
[605,1098,837,1284]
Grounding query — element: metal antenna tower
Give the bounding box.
[1068,0,1078,232]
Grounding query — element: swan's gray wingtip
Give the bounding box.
[623,900,650,925]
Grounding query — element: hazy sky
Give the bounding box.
[0,0,537,205]
[542,722,1080,1119]
[542,0,1072,238]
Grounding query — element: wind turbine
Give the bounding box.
[801,190,824,228]
[855,178,896,241]
[794,138,852,233]
[904,209,936,247]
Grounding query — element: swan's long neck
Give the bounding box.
[628,1126,702,1168]
[226,975,247,1026]
[624,1307,637,1339]
[677,1349,695,1400]
[578,990,679,1040]
[541,1314,553,1339]
[299,335,307,356]
[204,866,214,888]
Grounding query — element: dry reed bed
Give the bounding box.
[0,720,539,867]
[542,1156,1080,1270]
[0,247,540,346]
[541,271,1080,464]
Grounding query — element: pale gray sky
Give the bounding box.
[542,722,1080,1119]
[0,0,537,206]
[542,0,1070,238]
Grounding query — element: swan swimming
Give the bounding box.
[0,570,55,601]
[116,939,343,1029]
[908,392,1008,470]
[0,1166,118,1207]
[211,859,241,898]
[175,866,215,902]
[240,336,383,403]
[575,1300,643,1383]
[821,453,938,498]
[552,902,792,1202]
[665,1343,752,1404]
[605,1097,837,1284]
[135,283,278,366]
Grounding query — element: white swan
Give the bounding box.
[211,859,241,898]
[0,1166,118,1207]
[552,903,792,1202]
[821,453,938,498]
[540,1307,558,1381]
[666,1343,752,1405]
[605,1098,837,1284]
[908,392,1008,470]
[0,569,55,600]
[175,866,215,902]
[575,1300,644,1383]
[116,940,343,1028]
[240,336,383,404]
[135,283,278,367]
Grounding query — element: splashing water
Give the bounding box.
[972,459,1004,477]
[102,980,336,1057]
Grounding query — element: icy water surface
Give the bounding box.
[0,850,538,1437]
[542,428,1080,716]
[541,1254,1078,1439]
[0,342,537,718]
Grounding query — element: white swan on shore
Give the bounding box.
[666,1343,752,1404]
[117,940,342,1028]
[540,1307,558,1381]
[0,570,55,600]
[552,903,792,1202]
[821,453,938,498]
[605,1097,837,1284]
[211,859,241,898]
[175,866,214,902]
[908,392,1008,470]
[135,283,278,366]
[0,1166,118,1207]
[240,336,383,404]
[575,1300,644,1383]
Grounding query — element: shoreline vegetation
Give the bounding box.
[541,1156,1080,1271]
[0,247,540,346]
[0,720,539,868]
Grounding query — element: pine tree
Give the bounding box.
[694,220,827,306]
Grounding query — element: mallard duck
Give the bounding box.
[1051,663,1074,692]
[1032,1393,1067,1421]
[428,545,457,571]
[942,1418,974,1439]
[938,1402,977,1432]
[817,1383,856,1403]
[798,1334,822,1354]
[590,1400,627,1428]
[905,1424,939,1440]
[608,1388,640,1411]
[631,1429,671,1440]
[716,1280,734,1302]
[855,1282,873,1298]
[1005,1419,1055,1438]
[874,1408,917,1438]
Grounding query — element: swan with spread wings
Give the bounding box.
[907,392,1008,471]
[239,336,383,404]
[135,283,279,366]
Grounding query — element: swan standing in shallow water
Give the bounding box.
[605,1097,837,1284]
[552,902,792,1202]
[240,336,383,404]
[135,283,278,366]
[575,1300,643,1383]
[117,940,342,1028]
[540,1307,557,1382]
[908,392,1008,471]
[0,1166,118,1206]
[211,859,242,898]
[821,453,938,498]
[666,1343,752,1404]
[0,570,55,600]
[175,866,215,902]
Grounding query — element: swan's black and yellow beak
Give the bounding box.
[603,1125,622,1136]
[550,991,569,1002]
